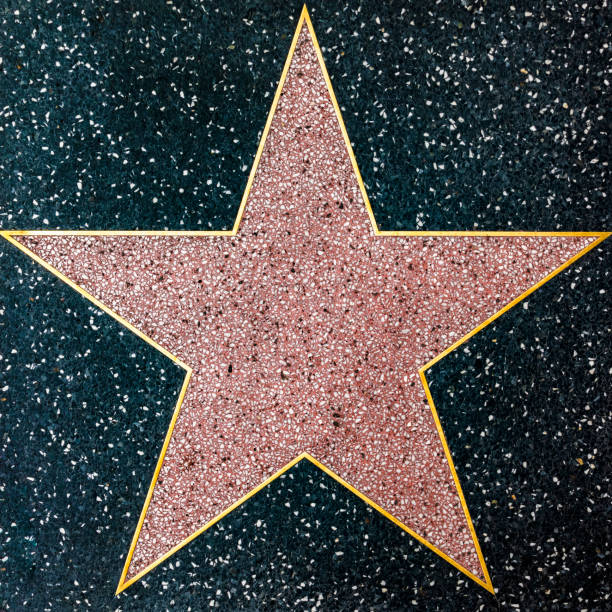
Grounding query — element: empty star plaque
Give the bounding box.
[4,7,607,597]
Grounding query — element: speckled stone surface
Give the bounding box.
[1,2,610,611]
[429,241,611,610]
[1,1,609,232]
[16,23,598,587]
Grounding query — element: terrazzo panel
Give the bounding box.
[18,26,596,585]
[1,1,610,610]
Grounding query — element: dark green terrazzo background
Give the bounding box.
[0,1,610,610]
[1,0,609,231]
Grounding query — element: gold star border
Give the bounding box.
[2,6,608,597]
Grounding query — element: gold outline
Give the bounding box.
[1,4,609,598]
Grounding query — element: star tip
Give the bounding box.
[584,231,610,247]
[474,563,495,595]
[300,4,313,26]
[467,567,495,596]
[484,578,496,596]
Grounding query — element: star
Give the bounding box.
[4,7,607,597]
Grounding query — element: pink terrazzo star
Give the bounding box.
[13,14,602,594]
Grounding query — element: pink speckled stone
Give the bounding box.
[19,25,595,583]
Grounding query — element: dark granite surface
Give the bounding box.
[1,1,609,231]
[0,1,610,610]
